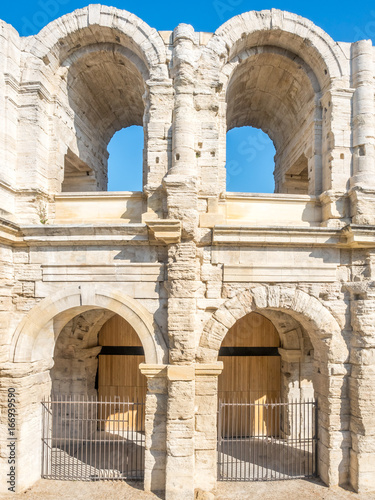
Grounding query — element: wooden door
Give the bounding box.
[218,312,280,436]
[98,315,146,431]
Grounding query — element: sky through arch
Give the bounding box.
[226,127,276,193]
[107,126,143,192]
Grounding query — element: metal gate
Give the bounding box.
[217,399,317,481]
[41,396,145,481]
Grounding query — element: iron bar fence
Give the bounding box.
[41,395,145,481]
[217,398,318,481]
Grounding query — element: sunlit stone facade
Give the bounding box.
[1,6,375,498]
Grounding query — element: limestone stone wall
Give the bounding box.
[0,5,375,499]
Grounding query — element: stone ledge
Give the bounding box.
[195,362,224,376]
[0,218,22,245]
[342,225,375,247]
[139,364,168,378]
[20,224,149,246]
[213,225,343,246]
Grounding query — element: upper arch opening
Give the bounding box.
[22,5,168,195]
[225,48,320,195]
[59,44,146,192]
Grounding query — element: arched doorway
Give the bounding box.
[217,311,316,480]
[199,286,348,485]
[48,310,149,481]
[11,285,167,488]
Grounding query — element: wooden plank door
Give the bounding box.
[218,312,280,436]
[98,315,146,431]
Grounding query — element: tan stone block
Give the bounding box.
[167,365,195,381]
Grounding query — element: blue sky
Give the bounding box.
[1,1,374,192]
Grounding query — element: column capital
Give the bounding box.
[139,363,167,378]
[195,362,223,376]
[278,348,302,363]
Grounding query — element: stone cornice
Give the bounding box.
[139,364,168,378]
[21,224,149,246]
[2,219,375,249]
[212,224,375,248]
[342,225,375,247]
[0,218,23,246]
[0,221,149,247]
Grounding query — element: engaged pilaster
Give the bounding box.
[348,279,375,492]
[139,364,168,494]
[165,365,195,500]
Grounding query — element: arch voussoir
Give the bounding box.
[198,284,347,363]
[11,284,167,365]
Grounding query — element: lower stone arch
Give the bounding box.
[198,285,347,364]
[7,284,167,493]
[197,285,349,488]
[11,284,167,365]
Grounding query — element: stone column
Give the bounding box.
[349,40,375,224]
[0,24,19,217]
[348,281,375,492]
[139,364,168,494]
[350,40,375,189]
[165,365,195,500]
[163,24,200,367]
[194,363,223,498]
[0,361,52,493]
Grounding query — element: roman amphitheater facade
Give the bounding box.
[0,5,375,499]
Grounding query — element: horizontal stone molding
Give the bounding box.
[139,363,168,377]
[20,224,149,246]
[223,264,338,283]
[213,226,343,246]
[195,362,224,376]
[42,264,165,282]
